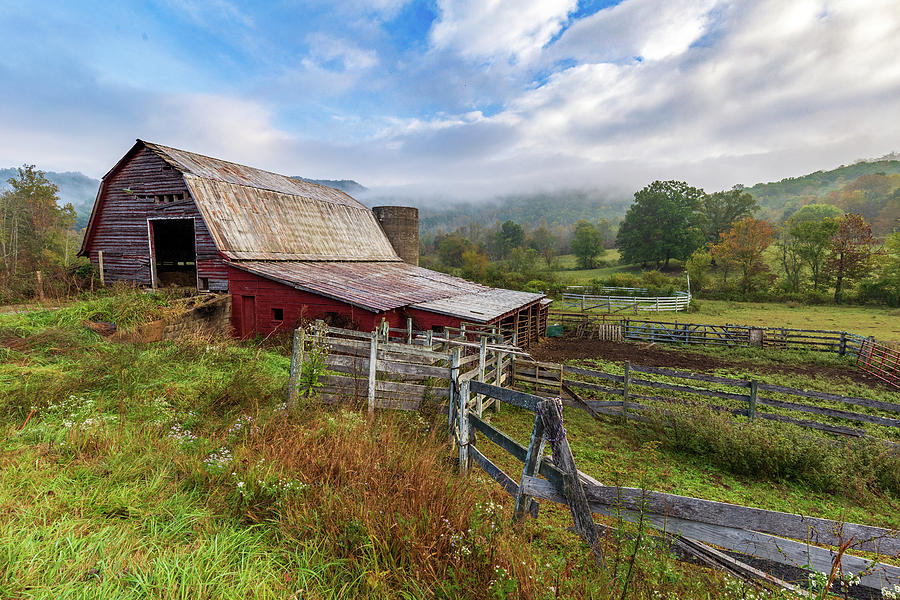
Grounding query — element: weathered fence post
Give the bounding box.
[840,331,847,356]
[98,250,105,285]
[286,326,305,404]
[476,336,487,416]
[537,398,601,560]
[514,413,545,520]
[622,360,631,419]
[748,380,758,420]
[426,329,433,349]
[407,317,413,345]
[448,347,460,441]
[368,333,378,416]
[458,380,471,474]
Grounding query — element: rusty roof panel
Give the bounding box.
[411,289,543,322]
[231,261,543,321]
[184,177,399,261]
[142,140,364,209]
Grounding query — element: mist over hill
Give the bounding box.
[3,155,898,235]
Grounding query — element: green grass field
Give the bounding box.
[2,292,894,598]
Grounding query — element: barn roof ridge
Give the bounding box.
[138,139,366,210]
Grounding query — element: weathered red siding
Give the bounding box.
[228,266,408,337]
[82,148,229,290]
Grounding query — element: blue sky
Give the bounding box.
[2,0,899,199]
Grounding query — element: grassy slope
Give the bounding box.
[3,293,767,600]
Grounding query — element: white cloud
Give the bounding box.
[430,0,577,63]
[549,0,720,63]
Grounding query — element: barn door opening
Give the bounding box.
[149,218,197,288]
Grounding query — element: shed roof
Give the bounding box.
[230,261,543,323]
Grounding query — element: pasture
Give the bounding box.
[1,291,897,598]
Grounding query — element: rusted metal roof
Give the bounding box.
[127,140,400,262]
[142,141,365,209]
[231,261,544,322]
[183,177,399,261]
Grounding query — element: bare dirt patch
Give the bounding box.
[530,335,891,389]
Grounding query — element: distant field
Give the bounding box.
[552,297,900,342]
[552,250,644,283]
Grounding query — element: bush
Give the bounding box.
[642,406,900,500]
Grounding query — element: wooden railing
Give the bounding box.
[512,359,900,440]
[453,382,900,593]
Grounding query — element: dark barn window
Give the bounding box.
[272,308,284,321]
[151,218,197,287]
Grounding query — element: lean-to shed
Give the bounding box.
[79,140,548,343]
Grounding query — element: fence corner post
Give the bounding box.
[622,360,631,419]
[839,331,847,356]
[748,379,758,420]
[368,333,378,416]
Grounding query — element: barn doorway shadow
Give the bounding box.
[150,218,197,288]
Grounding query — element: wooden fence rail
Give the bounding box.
[454,381,900,592]
[548,311,875,358]
[511,358,900,440]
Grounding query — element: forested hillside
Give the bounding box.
[748,159,900,232]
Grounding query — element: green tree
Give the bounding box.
[829,213,877,302]
[0,165,74,284]
[699,186,758,244]
[616,180,705,269]
[792,218,839,291]
[493,220,524,259]
[775,226,803,293]
[436,234,475,268]
[528,225,558,267]
[570,220,605,269]
[684,248,711,292]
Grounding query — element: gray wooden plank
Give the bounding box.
[521,477,900,590]
[471,381,541,412]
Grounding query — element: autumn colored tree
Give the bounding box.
[828,213,877,302]
[709,217,775,292]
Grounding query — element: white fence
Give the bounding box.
[560,290,691,313]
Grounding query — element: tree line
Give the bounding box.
[617,180,896,304]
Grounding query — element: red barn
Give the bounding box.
[79,140,548,342]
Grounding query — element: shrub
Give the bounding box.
[642,406,900,500]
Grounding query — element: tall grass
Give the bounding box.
[642,405,900,499]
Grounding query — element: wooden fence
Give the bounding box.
[286,321,522,414]
[621,319,869,355]
[858,338,900,388]
[512,358,900,440]
[547,312,874,357]
[560,291,691,313]
[452,381,900,593]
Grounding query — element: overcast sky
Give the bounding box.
[1,0,899,199]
